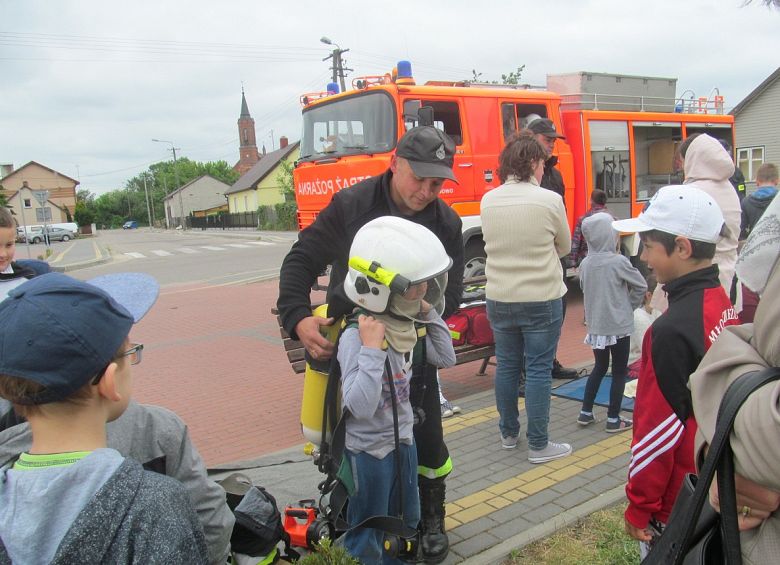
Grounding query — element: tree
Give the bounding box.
[76,158,242,229]
[276,159,295,202]
[466,65,526,85]
[743,0,780,6]
[0,183,7,208]
[74,201,95,227]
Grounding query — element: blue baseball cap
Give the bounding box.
[0,272,159,405]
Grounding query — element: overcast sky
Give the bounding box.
[2,0,778,194]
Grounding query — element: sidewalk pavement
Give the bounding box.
[209,375,632,564]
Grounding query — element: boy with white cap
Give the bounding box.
[0,273,207,564]
[612,186,740,557]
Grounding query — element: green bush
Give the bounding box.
[275,201,297,230]
[74,201,95,227]
[297,539,359,565]
[256,206,272,229]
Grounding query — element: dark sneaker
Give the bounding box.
[606,417,633,433]
[528,441,572,464]
[577,413,595,426]
[552,359,579,379]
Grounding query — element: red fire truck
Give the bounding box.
[293,62,734,276]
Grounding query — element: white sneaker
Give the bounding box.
[501,435,518,449]
[441,400,461,418]
[528,441,572,464]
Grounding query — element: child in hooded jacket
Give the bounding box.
[576,212,647,432]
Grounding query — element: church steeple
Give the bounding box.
[240,89,251,118]
[235,86,260,175]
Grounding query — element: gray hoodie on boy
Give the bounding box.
[579,212,647,336]
[0,449,207,564]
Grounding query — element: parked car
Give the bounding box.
[123,220,139,229]
[28,227,76,244]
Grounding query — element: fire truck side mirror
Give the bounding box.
[418,106,434,127]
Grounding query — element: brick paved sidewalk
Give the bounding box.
[212,386,631,564]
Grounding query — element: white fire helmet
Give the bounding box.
[344,216,452,320]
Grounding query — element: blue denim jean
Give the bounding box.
[487,298,563,450]
[342,443,420,564]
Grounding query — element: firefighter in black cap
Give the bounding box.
[277,125,463,563]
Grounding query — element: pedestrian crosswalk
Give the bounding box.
[121,240,286,260]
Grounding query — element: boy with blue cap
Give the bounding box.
[0,273,208,564]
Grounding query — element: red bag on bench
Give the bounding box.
[446,305,494,347]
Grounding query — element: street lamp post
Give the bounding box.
[152,138,186,230]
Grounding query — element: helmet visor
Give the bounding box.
[390,272,448,322]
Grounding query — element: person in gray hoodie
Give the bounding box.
[0,273,207,565]
[576,212,647,432]
[0,400,233,565]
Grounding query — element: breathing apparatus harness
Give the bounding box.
[312,216,452,560]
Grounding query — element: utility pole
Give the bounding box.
[321,37,352,92]
[152,139,186,230]
[269,129,275,151]
[142,174,152,228]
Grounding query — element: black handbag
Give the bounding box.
[643,367,780,565]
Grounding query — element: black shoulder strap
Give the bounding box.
[647,367,780,565]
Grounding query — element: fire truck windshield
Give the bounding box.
[299,91,396,162]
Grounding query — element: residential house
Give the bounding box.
[226,137,299,213]
[0,161,78,226]
[731,67,780,188]
[163,174,231,228]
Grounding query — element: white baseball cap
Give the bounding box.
[612,185,724,244]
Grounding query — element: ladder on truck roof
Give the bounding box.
[560,92,727,114]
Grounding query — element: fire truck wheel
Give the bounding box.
[463,239,486,279]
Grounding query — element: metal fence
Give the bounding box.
[187,211,259,230]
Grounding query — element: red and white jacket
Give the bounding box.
[625,265,739,529]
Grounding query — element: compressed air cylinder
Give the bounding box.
[300,304,341,446]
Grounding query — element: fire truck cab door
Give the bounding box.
[401,98,475,202]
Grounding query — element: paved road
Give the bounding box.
[50,228,298,287]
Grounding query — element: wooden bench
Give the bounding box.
[273,276,494,375]
[274,316,495,376]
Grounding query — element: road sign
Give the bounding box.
[33,190,50,205]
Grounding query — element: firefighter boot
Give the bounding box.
[419,476,449,563]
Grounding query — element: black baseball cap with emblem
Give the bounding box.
[527,118,566,139]
[395,126,458,182]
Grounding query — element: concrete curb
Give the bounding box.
[48,238,113,272]
[468,485,627,565]
[50,255,113,272]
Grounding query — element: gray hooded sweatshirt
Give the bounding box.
[0,450,208,564]
[579,212,647,337]
[0,401,233,565]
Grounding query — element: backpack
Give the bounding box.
[446,304,494,347]
[221,473,295,562]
